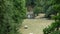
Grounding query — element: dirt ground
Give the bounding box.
[19,14,54,34]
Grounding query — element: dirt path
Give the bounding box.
[19,14,54,34]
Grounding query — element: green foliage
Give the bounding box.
[53,4,60,12]
[33,6,43,16]
[50,30,60,34]
[43,0,60,34]
[43,21,60,34]
[0,0,26,34]
[26,0,35,7]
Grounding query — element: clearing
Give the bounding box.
[19,14,54,34]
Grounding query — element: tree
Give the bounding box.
[43,0,60,34]
[26,0,35,7]
[0,0,26,34]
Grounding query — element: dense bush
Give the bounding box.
[43,0,60,34]
[50,30,60,34]
[45,6,57,18]
[0,0,26,34]
[33,6,43,16]
[43,21,60,34]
